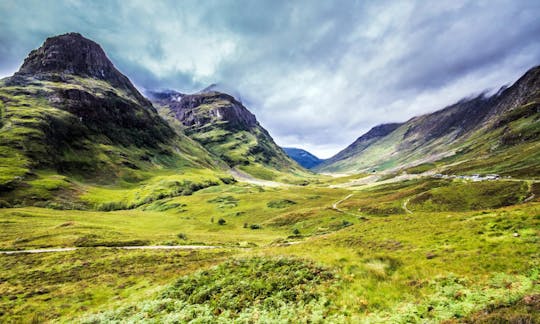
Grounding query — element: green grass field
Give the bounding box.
[1,176,538,323]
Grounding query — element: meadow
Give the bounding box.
[0,175,538,323]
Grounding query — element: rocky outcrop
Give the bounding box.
[150,89,300,171]
[13,32,150,107]
[150,90,257,132]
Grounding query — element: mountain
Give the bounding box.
[149,89,304,180]
[283,147,324,169]
[316,65,540,177]
[316,123,402,171]
[0,33,222,207]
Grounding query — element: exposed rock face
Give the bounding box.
[1,32,180,175]
[14,32,150,106]
[486,65,540,120]
[356,123,403,142]
[150,90,257,132]
[0,32,222,206]
[399,95,494,147]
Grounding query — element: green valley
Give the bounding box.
[0,32,538,324]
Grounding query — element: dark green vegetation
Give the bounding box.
[450,294,540,324]
[82,257,338,323]
[0,33,538,323]
[316,66,540,177]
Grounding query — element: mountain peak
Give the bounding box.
[14,32,149,105]
[151,90,257,131]
[17,33,113,77]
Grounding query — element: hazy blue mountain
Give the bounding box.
[283,147,324,169]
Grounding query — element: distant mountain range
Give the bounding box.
[315,66,540,177]
[0,32,538,209]
[282,147,324,169]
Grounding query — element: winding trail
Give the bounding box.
[331,193,366,218]
[0,245,218,255]
[332,194,354,212]
[402,197,413,214]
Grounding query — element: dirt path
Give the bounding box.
[402,197,413,214]
[229,168,289,187]
[0,245,218,255]
[332,194,354,211]
[331,193,366,218]
[0,248,78,254]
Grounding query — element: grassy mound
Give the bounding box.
[408,180,529,212]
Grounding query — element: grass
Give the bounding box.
[0,248,233,322]
[0,184,350,250]
[156,91,311,182]
[1,176,538,322]
[2,41,538,323]
[81,257,339,323]
[408,180,530,212]
[80,169,231,210]
[1,73,539,322]
[265,202,539,322]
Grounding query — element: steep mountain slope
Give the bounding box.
[0,33,224,208]
[316,65,540,176]
[316,123,402,171]
[283,147,324,169]
[150,90,306,181]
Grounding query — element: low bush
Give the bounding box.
[81,257,339,323]
[267,199,297,208]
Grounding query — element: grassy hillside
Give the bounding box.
[1,177,538,322]
[0,75,228,208]
[317,66,540,177]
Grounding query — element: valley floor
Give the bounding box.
[0,173,539,323]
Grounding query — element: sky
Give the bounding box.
[1,0,539,158]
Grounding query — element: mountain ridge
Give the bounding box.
[149,89,305,181]
[13,32,150,106]
[316,65,540,176]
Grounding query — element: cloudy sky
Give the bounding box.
[1,0,539,157]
